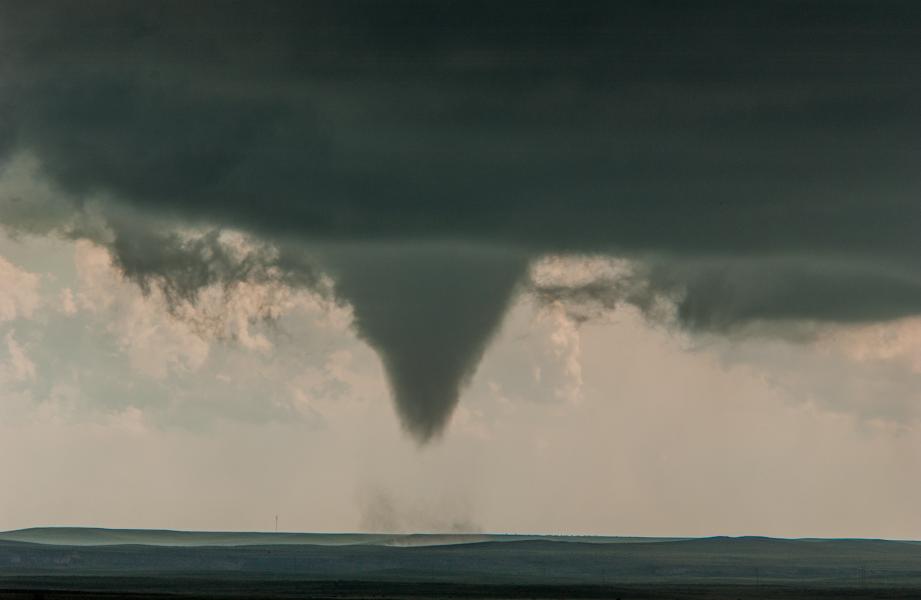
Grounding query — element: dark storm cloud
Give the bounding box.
[105,218,329,310]
[2,0,921,438]
[532,258,921,334]
[5,0,921,254]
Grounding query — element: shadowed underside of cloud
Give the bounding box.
[3,1,921,438]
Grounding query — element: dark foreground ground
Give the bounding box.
[2,578,921,600]
[4,529,921,598]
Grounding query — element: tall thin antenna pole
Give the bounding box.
[275,515,278,533]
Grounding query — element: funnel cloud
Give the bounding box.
[323,246,526,441]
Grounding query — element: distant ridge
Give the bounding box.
[4,530,921,586]
[0,527,684,548]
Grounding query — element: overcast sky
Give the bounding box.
[3,1,921,537]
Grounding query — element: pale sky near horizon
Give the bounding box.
[5,1,921,540]
[3,218,921,538]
